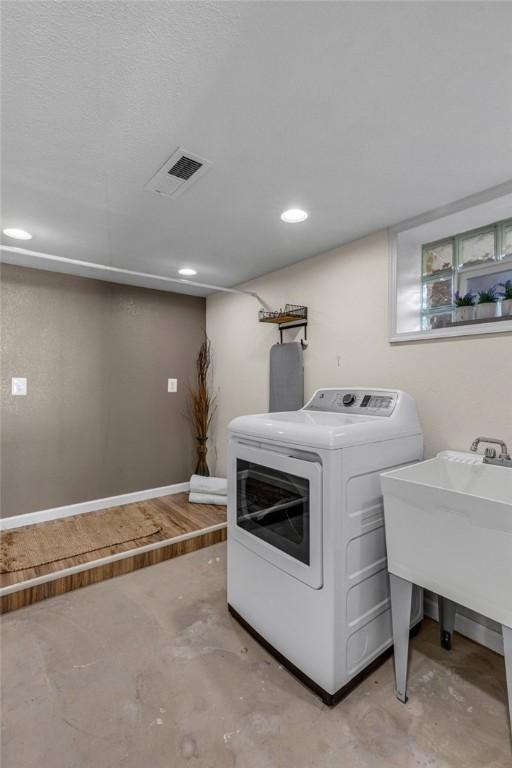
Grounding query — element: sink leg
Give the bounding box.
[438,596,457,650]
[503,625,512,739]
[390,573,413,704]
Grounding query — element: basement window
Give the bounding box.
[389,186,512,341]
[420,218,512,330]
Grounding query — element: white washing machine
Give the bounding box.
[227,387,424,704]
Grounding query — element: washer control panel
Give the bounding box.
[304,389,398,416]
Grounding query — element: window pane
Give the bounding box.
[459,229,496,267]
[236,459,310,565]
[422,241,453,275]
[466,268,512,296]
[422,275,453,309]
[421,312,453,331]
[503,223,512,258]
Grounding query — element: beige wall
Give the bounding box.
[1,265,205,518]
[207,230,512,475]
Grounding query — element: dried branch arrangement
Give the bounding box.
[189,338,216,476]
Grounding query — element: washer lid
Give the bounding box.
[228,388,422,449]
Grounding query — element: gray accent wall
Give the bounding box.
[1,265,206,518]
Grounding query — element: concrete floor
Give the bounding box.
[1,542,510,768]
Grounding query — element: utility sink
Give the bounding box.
[381,450,512,735]
[381,450,512,627]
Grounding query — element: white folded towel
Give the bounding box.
[189,492,227,506]
[189,474,227,496]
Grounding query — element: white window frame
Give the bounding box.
[389,182,512,343]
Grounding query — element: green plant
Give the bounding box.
[499,280,512,300]
[453,290,475,307]
[477,286,498,304]
[188,338,216,476]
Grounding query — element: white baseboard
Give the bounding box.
[424,593,504,656]
[0,482,191,531]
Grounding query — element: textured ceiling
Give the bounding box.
[2,1,512,294]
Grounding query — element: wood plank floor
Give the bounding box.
[0,493,227,613]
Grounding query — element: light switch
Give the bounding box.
[167,378,178,393]
[12,377,27,396]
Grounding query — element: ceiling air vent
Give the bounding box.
[145,147,212,199]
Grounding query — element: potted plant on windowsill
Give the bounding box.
[453,291,475,323]
[475,286,499,320]
[499,280,512,317]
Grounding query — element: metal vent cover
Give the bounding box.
[145,147,212,199]
[168,155,203,180]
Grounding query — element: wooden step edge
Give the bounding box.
[1,523,227,613]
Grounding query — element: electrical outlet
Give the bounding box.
[167,378,178,393]
[12,377,27,396]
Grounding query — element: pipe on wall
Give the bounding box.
[0,245,270,308]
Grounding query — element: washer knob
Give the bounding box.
[342,393,356,406]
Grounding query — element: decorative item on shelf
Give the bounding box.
[258,304,308,347]
[475,286,499,320]
[453,291,476,323]
[499,280,512,317]
[188,338,216,477]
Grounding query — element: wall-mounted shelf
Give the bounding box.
[258,304,308,346]
[258,304,307,325]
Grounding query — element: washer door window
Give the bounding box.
[230,443,322,588]
[237,460,310,565]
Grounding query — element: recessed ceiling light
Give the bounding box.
[178,267,197,276]
[3,227,33,240]
[280,208,308,224]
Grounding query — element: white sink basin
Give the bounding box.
[381,451,512,627]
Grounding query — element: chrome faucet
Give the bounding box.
[470,436,512,467]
